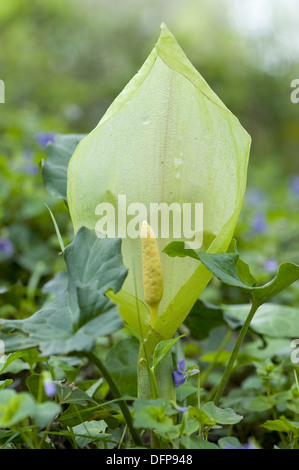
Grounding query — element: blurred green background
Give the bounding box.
[0,0,298,311]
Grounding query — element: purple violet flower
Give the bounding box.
[263,258,278,273]
[224,442,256,449]
[290,176,299,197]
[25,164,40,175]
[176,405,189,412]
[35,132,55,149]
[246,188,265,206]
[173,359,187,387]
[44,380,56,398]
[23,150,40,174]
[24,150,33,160]
[0,238,14,256]
[253,212,267,234]
[173,359,199,388]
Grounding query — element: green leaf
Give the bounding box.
[55,383,96,406]
[45,203,65,253]
[26,375,47,402]
[42,134,85,201]
[152,335,186,369]
[188,407,216,427]
[33,402,61,429]
[180,435,219,449]
[0,228,127,355]
[261,417,299,436]
[0,349,40,374]
[105,338,139,396]
[0,331,37,355]
[164,242,299,307]
[67,24,251,340]
[201,401,243,425]
[72,420,110,448]
[0,390,36,427]
[133,398,176,436]
[201,351,231,365]
[176,384,198,402]
[223,303,299,338]
[42,272,68,297]
[184,299,226,340]
[244,396,272,412]
[218,436,243,449]
[227,239,257,287]
[0,380,13,390]
[0,382,60,429]
[0,390,58,429]
[0,351,29,375]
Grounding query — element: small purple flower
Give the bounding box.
[25,164,40,175]
[224,442,256,449]
[264,258,278,273]
[23,150,40,174]
[173,359,187,387]
[173,359,199,387]
[253,212,267,234]
[176,405,189,413]
[0,238,14,256]
[246,188,265,206]
[290,176,299,197]
[44,380,56,398]
[35,132,55,149]
[24,150,33,160]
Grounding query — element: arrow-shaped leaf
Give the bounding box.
[164,241,299,307]
[0,228,127,355]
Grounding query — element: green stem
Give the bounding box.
[149,367,160,399]
[86,351,142,447]
[201,329,232,387]
[213,301,259,406]
[197,371,201,409]
[138,328,176,401]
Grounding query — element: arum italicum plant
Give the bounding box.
[67,25,251,400]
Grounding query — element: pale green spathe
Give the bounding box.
[67,24,251,340]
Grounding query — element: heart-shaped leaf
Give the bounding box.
[201,401,243,425]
